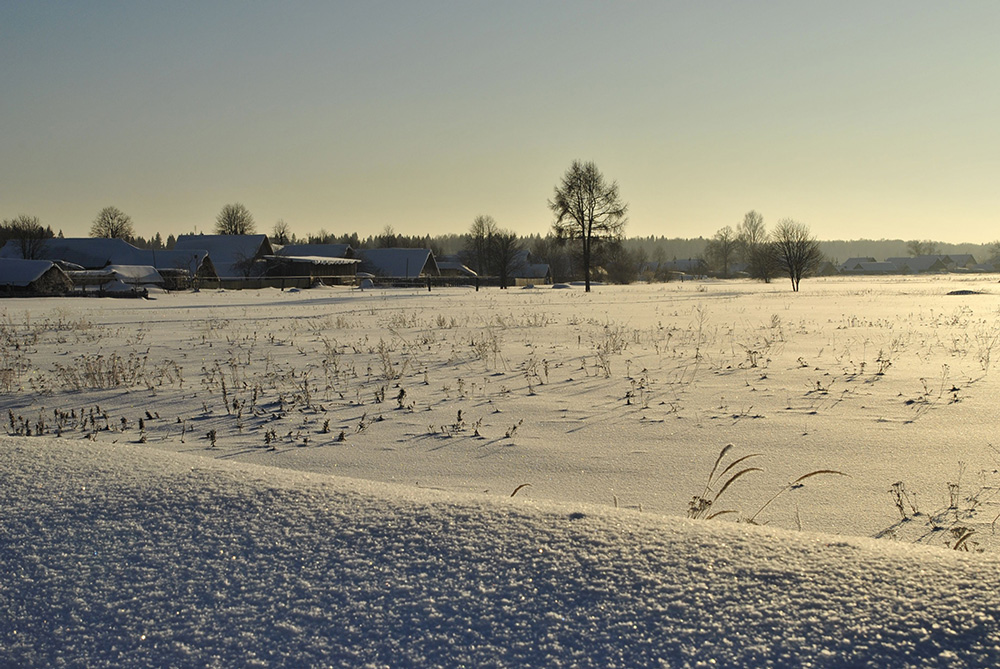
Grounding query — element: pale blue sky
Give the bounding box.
[2,1,999,242]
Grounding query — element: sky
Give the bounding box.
[2,1,999,243]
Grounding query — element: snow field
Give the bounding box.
[4,277,1000,665]
[2,437,999,667]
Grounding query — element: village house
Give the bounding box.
[512,250,552,286]
[944,254,977,270]
[262,243,361,283]
[885,256,950,274]
[0,238,216,290]
[436,256,479,279]
[355,248,440,278]
[262,255,360,282]
[0,258,74,295]
[173,234,272,279]
[67,265,165,294]
[838,257,878,273]
[844,261,898,275]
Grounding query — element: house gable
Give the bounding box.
[174,234,272,278]
[356,248,439,278]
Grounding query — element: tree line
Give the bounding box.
[7,161,996,290]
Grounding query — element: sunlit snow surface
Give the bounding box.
[3,438,999,667]
[3,277,1000,665]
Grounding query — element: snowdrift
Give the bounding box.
[2,436,998,667]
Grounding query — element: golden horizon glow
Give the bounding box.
[2,2,999,243]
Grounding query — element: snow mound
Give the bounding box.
[2,437,999,667]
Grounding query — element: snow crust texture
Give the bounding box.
[3,437,999,668]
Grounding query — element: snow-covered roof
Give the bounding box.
[0,238,210,274]
[264,255,360,266]
[0,258,57,286]
[839,257,877,270]
[437,261,478,277]
[106,265,164,284]
[275,244,354,259]
[517,263,551,279]
[855,262,898,274]
[174,234,272,278]
[887,256,949,273]
[356,248,439,278]
[947,254,977,267]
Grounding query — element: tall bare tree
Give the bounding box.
[549,160,628,292]
[737,210,776,283]
[705,225,739,277]
[464,215,499,275]
[215,203,256,235]
[91,206,135,240]
[271,219,292,245]
[772,218,822,292]
[2,214,50,259]
[462,216,524,287]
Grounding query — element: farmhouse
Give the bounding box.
[261,243,360,282]
[174,234,273,279]
[436,258,478,279]
[945,254,977,270]
[838,257,878,273]
[0,238,216,287]
[849,261,898,275]
[356,248,439,278]
[0,258,73,295]
[67,265,164,294]
[885,256,949,274]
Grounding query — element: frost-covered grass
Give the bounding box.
[3,277,1000,664]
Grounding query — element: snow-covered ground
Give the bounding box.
[3,276,1000,665]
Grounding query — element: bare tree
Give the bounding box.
[215,203,256,235]
[1,214,50,259]
[271,219,292,245]
[549,160,628,292]
[772,219,822,292]
[463,215,499,275]
[705,225,739,277]
[907,239,938,257]
[91,206,135,240]
[737,210,777,283]
[462,216,523,287]
[376,225,398,248]
[489,228,524,289]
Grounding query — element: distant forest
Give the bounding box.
[107,232,997,267]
